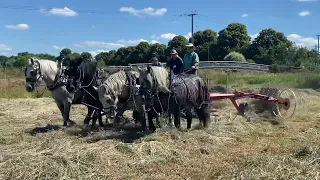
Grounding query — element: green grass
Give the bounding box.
[1,69,320,98]
[0,70,51,99]
[199,70,320,90]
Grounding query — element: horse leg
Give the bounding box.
[97,110,104,128]
[155,113,162,128]
[63,102,74,127]
[196,104,211,128]
[83,107,95,131]
[148,110,157,132]
[185,109,193,129]
[56,103,66,126]
[133,110,139,124]
[172,105,181,129]
[91,110,97,129]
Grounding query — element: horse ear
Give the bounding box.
[29,58,34,65]
[147,65,151,73]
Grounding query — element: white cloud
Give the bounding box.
[117,39,148,45]
[241,13,248,17]
[250,33,259,40]
[53,45,65,51]
[89,50,108,57]
[119,7,167,16]
[184,32,192,39]
[152,32,192,41]
[74,41,125,49]
[0,44,12,51]
[287,34,317,48]
[297,0,317,2]
[0,52,8,56]
[298,11,310,16]
[159,33,177,40]
[150,40,160,44]
[40,7,78,17]
[5,24,30,30]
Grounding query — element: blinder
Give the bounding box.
[25,64,41,83]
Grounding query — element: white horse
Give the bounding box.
[25,58,81,127]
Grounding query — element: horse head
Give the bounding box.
[25,58,43,92]
[25,58,59,92]
[138,66,154,98]
[138,65,170,103]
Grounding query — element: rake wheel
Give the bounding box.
[272,89,297,118]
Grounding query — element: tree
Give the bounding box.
[167,35,188,56]
[189,29,217,47]
[216,23,251,59]
[0,55,8,68]
[224,52,246,62]
[146,43,167,62]
[81,52,93,61]
[0,24,316,69]
[190,29,218,61]
[129,42,150,64]
[248,28,292,65]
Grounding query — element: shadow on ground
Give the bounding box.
[27,121,153,143]
[28,124,61,136]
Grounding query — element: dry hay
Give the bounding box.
[0,88,319,179]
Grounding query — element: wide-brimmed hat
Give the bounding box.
[170,49,178,55]
[186,43,194,47]
[150,57,158,62]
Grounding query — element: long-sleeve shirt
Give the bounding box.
[166,56,184,75]
[183,52,199,71]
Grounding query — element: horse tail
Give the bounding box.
[198,78,209,103]
[203,80,209,102]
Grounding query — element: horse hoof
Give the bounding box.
[68,120,76,125]
[83,124,89,131]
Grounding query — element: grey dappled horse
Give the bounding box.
[97,69,143,126]
[25,58,101,128]
[138,65,211,131]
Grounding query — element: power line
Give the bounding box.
[0,4,121,15]
[185,11,197,44]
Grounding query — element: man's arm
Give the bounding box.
[192,53,200,69]
[178,57,185,73]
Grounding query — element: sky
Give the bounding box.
[0,0,319,57]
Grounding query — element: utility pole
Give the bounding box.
[315,45,318,65]
[187,11,197,45]
[317,35,320,55]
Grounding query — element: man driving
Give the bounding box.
[183,43,199,75]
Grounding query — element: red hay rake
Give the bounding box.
[209,87,297,118]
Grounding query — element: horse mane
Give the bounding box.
[77,60,98,86]
[149,66,170,93]
[30,58,59,81]
[100,70,137,96]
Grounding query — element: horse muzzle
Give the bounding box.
[26,84,34,92]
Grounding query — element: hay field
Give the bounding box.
[0,87,319,179]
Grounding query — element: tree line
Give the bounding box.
[0,22,318,70]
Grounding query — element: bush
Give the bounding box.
[247,59,255,63]
[269,64,280,73]
[224,51,246,62]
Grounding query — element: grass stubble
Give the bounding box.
[0,70,319,179]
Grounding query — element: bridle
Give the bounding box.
[25,61,44,91]
[139,66,167,114]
